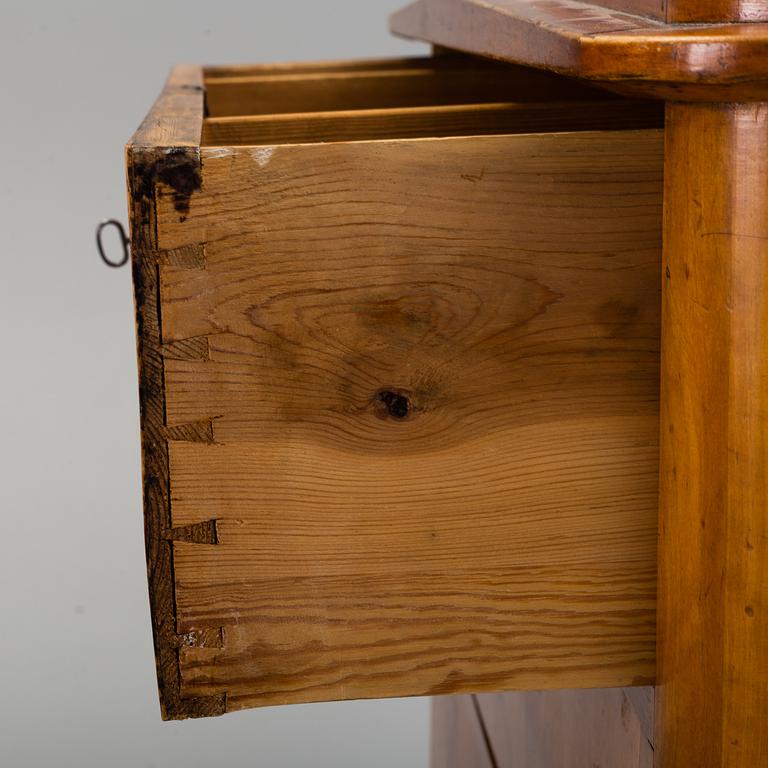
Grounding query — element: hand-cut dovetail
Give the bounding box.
[165,418,216,444]
[175,627,225,649]
[167,519,218,545]
[158,243,206,269]
[161,335,211,361]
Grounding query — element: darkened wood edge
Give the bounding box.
[390,0,768,101]
[126,70,223,719]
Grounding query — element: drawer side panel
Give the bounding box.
[153,129,663,712]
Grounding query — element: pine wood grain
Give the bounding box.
[151,128,662,710]
[657,101,768,767]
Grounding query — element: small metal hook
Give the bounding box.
[96,219,130,268]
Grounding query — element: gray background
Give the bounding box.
[0,3,430,766]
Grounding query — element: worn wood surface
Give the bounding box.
[130,65,204,150]
[147,127,663,712]
[127,65,225,720]
[390,0,768,100]
[203,57,615,118]
[657,101,768,767]
[455,687,654,767]
[202,100,662,146]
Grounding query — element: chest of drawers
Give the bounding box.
[126,2,768,763]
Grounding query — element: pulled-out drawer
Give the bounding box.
[126,55,664,720]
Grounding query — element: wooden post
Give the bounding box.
[657,102,768,766]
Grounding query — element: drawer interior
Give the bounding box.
[201,56,663,147]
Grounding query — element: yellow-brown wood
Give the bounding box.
[657,101,768,767]
[389,2,768,764]
[153,128,662,711]
[128,57,670,720]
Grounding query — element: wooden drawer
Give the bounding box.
[126,55,664,720]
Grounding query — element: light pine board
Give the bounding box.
[148,129,663,711]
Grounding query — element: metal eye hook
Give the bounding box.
[96,219,130,268]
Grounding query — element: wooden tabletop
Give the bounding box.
[391,0,768,99]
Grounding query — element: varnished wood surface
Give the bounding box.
[547,0,768,22]
[474,687,654,767]
[390,0,768,100]
[657,102,768,767]
[202,100,662,146]
[152,129,662,711]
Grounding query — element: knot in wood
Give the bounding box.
[375,389,411,420]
